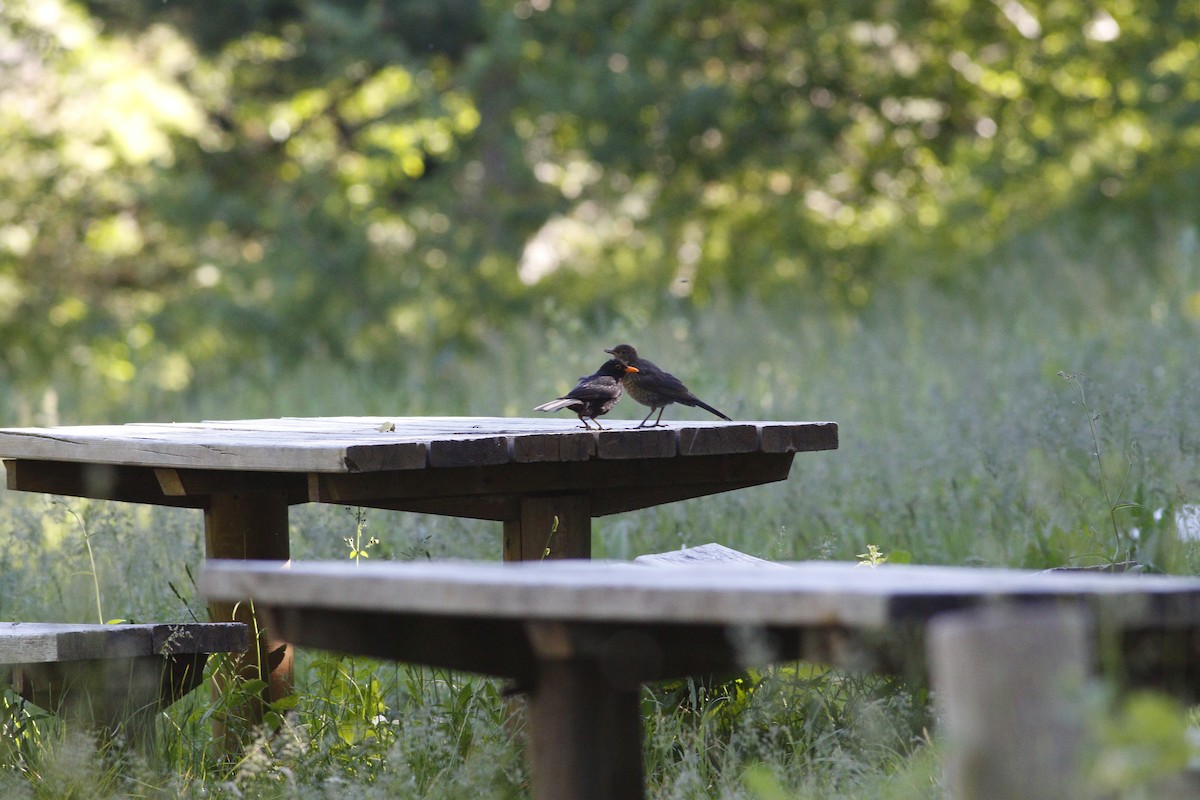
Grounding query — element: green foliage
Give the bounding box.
[3,278,1200,794]
[644,665,929,798]
[344,507,380,562]
[1090,691,1199,798]
[4,0,1200,409]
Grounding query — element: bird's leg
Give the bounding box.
[653,408,667,426]
[592,418,605,430]
[578,416,594,430]
[636,407,657,428]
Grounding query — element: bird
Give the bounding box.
[533,359,640,430]
[604,343,731,427]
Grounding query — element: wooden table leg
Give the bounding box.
[503,494,591,561]
[204,491,293,734]
[928,604,1092,800]
[528,658,645,800]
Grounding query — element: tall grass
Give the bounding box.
[2,229,1200,795]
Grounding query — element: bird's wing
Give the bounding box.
[643,367,694,400]
[565,377,621,402]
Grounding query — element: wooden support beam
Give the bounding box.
[525,622,648,800]
[310,452,795,517]
[154,467,309,504]
[4,459,205,508]
[203,492,293,738]
[527,658,644,800]
[928,604,1092,800]
[504,495,591,561]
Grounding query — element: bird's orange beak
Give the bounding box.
[624,365,639,373]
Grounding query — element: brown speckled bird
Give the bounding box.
[533,359,640,430]
[604,344,731,427]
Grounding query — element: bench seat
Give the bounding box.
[1,621,247,741]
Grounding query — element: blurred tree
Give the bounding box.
[1,0,1198,408]
[493,0,1200,307]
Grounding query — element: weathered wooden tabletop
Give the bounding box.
[0,415,837,553]
[201,558,1200,800]
[0,416,835,471]
[0,416,837,722]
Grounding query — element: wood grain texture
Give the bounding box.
[0,622,247,665]
[200,553,1200,800]
[204,491,293,720]
[201,559,1200,631]
[633,542,787,568]
[0,417,837,474]
[503,495,591,561]
[930,605,1092,800]
[760,422,839,453]
[526,656,645,800]
[308,452,794,520]
[677,424,759,456]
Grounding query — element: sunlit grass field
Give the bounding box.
[3,233,1200,797]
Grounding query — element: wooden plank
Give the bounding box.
[595,428,677,459]
[1,435,385,472]
[589,476,791,517]
[370,494,518,521]
[677,424,759,456]
[5,460,207,508]
[634,543,787,568]
[0,622,247,664]
[760,421,839,453]
[342,441,428,471]
[362,476,790,521]
[427,435,511,468]
[0,419,838,475]
[307,452,794,517]
[0,624,144,663]
[512,432,596,463]
[151,622,249,655]
[153,467,310,503]
[200,560,1200,631]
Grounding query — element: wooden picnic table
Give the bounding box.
[0,416,837,720]
[200,557,1200,800]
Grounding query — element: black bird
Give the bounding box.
[604,343,731,428]
[533,359,640,430]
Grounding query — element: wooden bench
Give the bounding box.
[200,551,1200,799]
[1,622,247,745]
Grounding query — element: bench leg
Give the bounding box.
[503,494,591,561]
[12,653,212,751]
[527,658,645,800]
[928,604,1092,800]
[204,491,293,740]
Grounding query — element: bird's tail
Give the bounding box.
[533,398,577,413]
[686,397,732,421]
